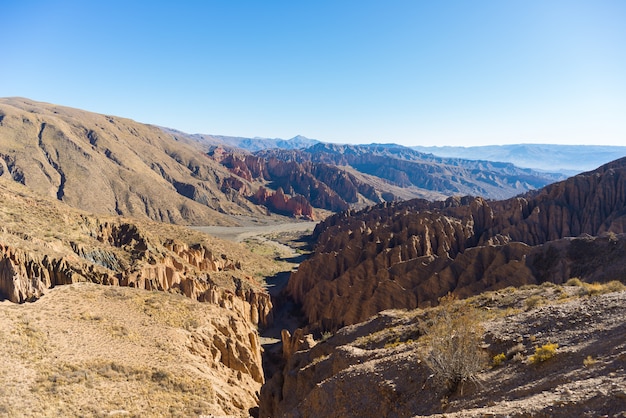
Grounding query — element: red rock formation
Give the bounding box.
[287,158,626,331]
[253,186,315,220]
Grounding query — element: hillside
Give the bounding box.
[261,283,626,417]
[0,97,267,225]
[287,157,626,331]
[0,176,286,415]
[0,283,263,417]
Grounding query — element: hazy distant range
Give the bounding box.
[412,144,626,175]
[173,129,626,177]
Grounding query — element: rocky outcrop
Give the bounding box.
[0,178,275,328]
[213,150,389,213]
[253,186,315,220]
[287,158,626,331]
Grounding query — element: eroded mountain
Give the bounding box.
[255,142,565,200]
[287,157,626,331]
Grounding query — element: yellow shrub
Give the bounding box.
[529,343,558,364]
[492,353,506,367]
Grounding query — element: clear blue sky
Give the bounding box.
[1,1,625,146]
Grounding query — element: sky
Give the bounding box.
[1,1,625,147]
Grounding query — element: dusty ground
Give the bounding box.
[193,221,316,243]
[0,283,262,418]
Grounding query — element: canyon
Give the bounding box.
[1,97,626,417]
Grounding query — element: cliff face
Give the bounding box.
[0,215,273,327]
[253,186,315,220]
[214,150,378,214]
[287,158,626,331]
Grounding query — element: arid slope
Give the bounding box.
[0,97,264,225]
[0,283,262,417]
[0,176,287,415]
[261,285,626,417]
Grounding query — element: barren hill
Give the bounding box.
[287,157,626,331]
[0,97,267,225]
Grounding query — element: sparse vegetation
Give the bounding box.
[492,353,506,367]
[583,355,597,367]
[524,294,545,310]
[529,343,559,364]
[506,343,526,358]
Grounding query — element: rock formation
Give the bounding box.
[287,158,626,331]
[253,186,315,220]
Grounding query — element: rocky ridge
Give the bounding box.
[287,157,626,331]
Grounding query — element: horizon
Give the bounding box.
[1,1,625,147]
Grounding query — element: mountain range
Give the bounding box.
[2,97,626,417]
[413,144,626,175]
[1,97,569,223]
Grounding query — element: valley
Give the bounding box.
[0,98,625,417]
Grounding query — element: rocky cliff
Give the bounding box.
[211,149,386,214]
[287,158,626,331]
[0,204,274,328]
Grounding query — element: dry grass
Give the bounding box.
[423,295,487,394]
[0,283,260,417]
